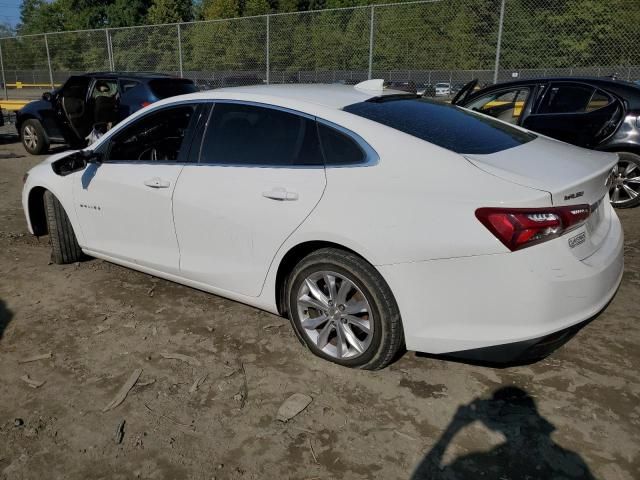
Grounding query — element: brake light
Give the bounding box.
[141,101,153,108]
[475,205,590,251]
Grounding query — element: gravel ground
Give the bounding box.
[0,133,639,480]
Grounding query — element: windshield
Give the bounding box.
[343,98,536,155]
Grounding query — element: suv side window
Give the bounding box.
[61,75,91,100]
[465,88,531,124]
[107,105,196,162]
[317,123,366,165]
[538,84,595,114]
[200,102,323,166]
[586,89,613,112]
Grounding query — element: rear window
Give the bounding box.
[343,98,536,154]
[148,78,198,99]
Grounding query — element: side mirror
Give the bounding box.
[51,150,101,176]
[42,92,53,102]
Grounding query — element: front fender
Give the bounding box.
[22,156,85,246]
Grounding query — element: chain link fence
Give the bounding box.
[1,0,639,99]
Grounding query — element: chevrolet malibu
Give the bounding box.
[21,80,624,369]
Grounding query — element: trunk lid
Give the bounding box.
[465,136,617,260]
[465,136,616,207]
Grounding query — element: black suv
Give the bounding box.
[453,77,640,208]
[16,72,197,155]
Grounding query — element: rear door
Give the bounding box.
[522,82,623,147]
[173,101,326,297]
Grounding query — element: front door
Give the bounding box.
[522,82,624,147]
[73,104,200,274]
[173,101,327,297]
[57,75,91,143]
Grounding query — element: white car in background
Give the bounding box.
[22,80,623,369]
[435,82,452,96]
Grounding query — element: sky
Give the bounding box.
[0,0,21,28]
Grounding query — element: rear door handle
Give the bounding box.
[144,177,170,189]
[262,187,298,201]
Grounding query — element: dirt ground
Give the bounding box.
[0,128,639,480]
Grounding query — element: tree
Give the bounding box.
[244,0,270,16]
[147,0,193,24]
[107,0,153,27]
[203,0,239,19]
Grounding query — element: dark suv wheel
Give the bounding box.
[21,119,50,155]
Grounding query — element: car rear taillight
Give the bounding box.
[141,101,153,108]
[475,205,590,251]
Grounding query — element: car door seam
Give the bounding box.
[256,166,329,298]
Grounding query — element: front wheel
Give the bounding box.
[21,119,49,155]
[286,248,403,370]
[44,191,83,264]
[610,152,640,209]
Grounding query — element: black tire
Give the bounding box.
[44,190,83,264]
[21,119,50,155]
[286,248,404,370]
[610,152,640,209]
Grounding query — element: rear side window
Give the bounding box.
[586,90,612,112]
[343,98,535,155]
[538,84,594,114]
[148,79,198,99]
[318,123,366,165]
[200,103,323,166]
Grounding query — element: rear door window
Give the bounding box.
[538,84,595,114]
[343,98,536,155]
[148,79,198,99]
[586,90,613,112]
[465,88,531,124]
[200,103,323,166]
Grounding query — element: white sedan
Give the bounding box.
[22,80,623,369]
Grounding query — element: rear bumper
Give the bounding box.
[377,207,624,359]
[442,315,598,365]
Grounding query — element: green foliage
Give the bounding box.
[203,0,240,20]
[147,0,193,24]
[6,0,640,76]
[244,0,271,16]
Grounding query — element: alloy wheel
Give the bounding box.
[23,125,38,151]
[610,159,640,206]
[296,271,373,360]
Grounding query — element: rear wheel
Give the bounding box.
[21,119,49,155]
[44,191,83,264]
[610,152,640,209]
[286,248,403,370]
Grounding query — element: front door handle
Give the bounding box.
[144,177,170,189]
[262,187,298,201]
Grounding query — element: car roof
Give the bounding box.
[467,76,640,109]
[179,83,408,109]
[83,71,180,80]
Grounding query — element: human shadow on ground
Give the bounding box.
[410,386,596,480]
[0,298,13,341]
